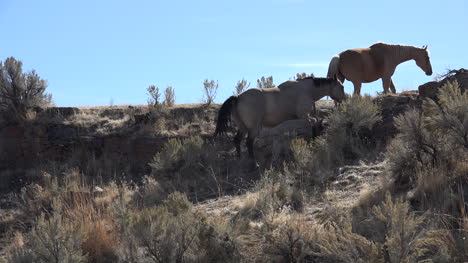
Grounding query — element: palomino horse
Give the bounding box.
[215,77,345,165]
[327,42,432,95]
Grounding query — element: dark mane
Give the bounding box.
[298,76,337,86]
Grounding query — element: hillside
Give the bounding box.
[0,85,467,262]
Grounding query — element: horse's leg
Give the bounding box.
[246,135,254,159]
[352,81,362,95]
[246,128,260,168]
[382,78,391,93]
[246,130,257,159]
[390,78,397,93]
[233,130,244,158]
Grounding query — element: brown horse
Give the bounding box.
[327,42,433,95]
[215,77,345,165]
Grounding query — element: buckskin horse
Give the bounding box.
[215,77,345,166]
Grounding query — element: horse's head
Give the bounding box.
[329,77,346,103]
[415,45,432,76]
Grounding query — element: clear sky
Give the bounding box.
[1,0,467,106]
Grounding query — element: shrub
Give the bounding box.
[163,191,192,216]
[133,176,167,208]
[316,222,383,263]
[387,81,467,188]
[148,136,221,197]
[196,217,241,263]
[163,86,176,106]
[130,193,240,262]
[111,185,141,263]
[372,193,428,262]
[386,109,442,185]
[0,57,52,122]
[149,136,207,171]
[293,72,314,80]
[25,201,87,263]
[288,96,381,189]
[423,80,468,149]
[147,85,161,109]
[236,168,304,221]
[262,216,318,263]
[202,79,218,105]
[130,206,193,262]
[320,193,456,262]
[81,220,119,263]
[257,76,274,89]
[234,78,250,95]
[326,95,381,161]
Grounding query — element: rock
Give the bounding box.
[419,68,468,99]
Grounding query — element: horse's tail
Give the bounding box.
[215,96,238,136]
[327,55,341,79]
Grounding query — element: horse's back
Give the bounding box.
[339,46,381,82]
[237,86,300,128]
[235,88,267,130]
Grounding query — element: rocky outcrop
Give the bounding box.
[419,68,468,99]
[0,95,424,192]
[372,93,421,141]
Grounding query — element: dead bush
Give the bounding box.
[163,86,176,106]
[234,78,250,95]
[81,220,119,263]
[147,85,162,109]
[257,76,274,89]
[202,79,218,105]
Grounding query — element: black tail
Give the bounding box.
[215,96,238,136]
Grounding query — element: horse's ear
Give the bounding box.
[423,45,428,50]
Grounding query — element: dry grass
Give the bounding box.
[1,87,467,262]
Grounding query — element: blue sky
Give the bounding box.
[1,0,467,106]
